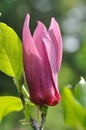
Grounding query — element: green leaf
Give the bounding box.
[74,77,86,108]
[62,86,86,130]
[0,22,23,79]
[0,96,23,122]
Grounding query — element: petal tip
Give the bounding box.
[25,13,30,24]
[26,13,30,18]
[51,17,56,22]
[49,17,60,30]
[37,21,45,29]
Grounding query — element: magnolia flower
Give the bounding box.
[22,13,62,106]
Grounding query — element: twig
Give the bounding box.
[30,118,40,130]
[40,113,46,130]
[19,92,25,105]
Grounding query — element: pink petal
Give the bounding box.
[33,21,48,60]
[48,18,63,72]
[22,13,41,88]
[22,13,32,52]
[42,31,60,94]
[33,22,60,105]
[22,13,39,56]
[42,18,62,100]
[42,31,57,74]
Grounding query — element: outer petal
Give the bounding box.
[48,18,63,72]
[22,14,39,55]
[42,18,62,102]
[22,13,41,86]
[22,14,32,52]
[33,21,60,105]
[42,31,61,101]
[33,21,47,62]
[22,14,42,104]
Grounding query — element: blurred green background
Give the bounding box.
[0,0,86,130]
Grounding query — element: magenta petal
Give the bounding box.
[22,14,42,100]
[33,21,48,59]
[22,13,40,62]
[33,21,60,105]
[22,14,43,105]
[42,31,57,74]
[48,18,63,72]
[22,14,33,52]
[42,31,61,102]
[42,18,62,103]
